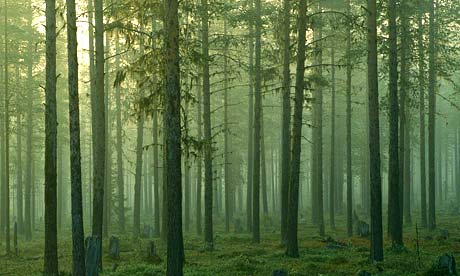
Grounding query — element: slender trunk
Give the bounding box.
[427,0,436,231]
[153,96,160,236]
[367,0,383,261]
[388,0,402,245]
[16,65,23,234]
[184,100,191,232]
[114,31,125,233]
[345,0,352,237]
[44,0,58,271]
[223,20,231,233]
[66,0,85,272]
[261,110,268,216]
[280,0,291,244]
[103,30,111,238]
[246,2,254,232]
[202,0,213,249]
[195,79,202,235]
[133,22,146,238]
[24,32,33,241]
[252,0,262,243]
[92,0,105,267]
[285,0,306,257]
[164,0,184,272]
[329,48,336,229]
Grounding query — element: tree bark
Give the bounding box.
[44,0,58,271]
[387,0,402,245]
[285,0,306,257]
[427,0,436,231]
[66,0,86,272]
[367,0,383,261]
[345,0,353,237]
[164,0,185,273]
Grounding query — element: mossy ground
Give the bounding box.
[1,213,459,275]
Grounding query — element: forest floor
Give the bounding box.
[1,213,459,275]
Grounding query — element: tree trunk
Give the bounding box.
[202,0,213,249]
[285,0,306,257]
[280,0,291,244]
[387,0,402,245]
[427,0,436,231]
[223,20,231,233]
[246,0,254,233]
[195,78,202,235]
[153,96,160,236]
[115,31,125,234]
[92,0,106,265]
[103,30,111,238]
[164,0,185,273]
[16,65,23,234]
[367,0,383,261]
[329,48,336,230]
[252,0,262,244]
[24,29,33,241]
[133,22,146,238]
[345,0,352,235]
[44,0,58,271]
[66,0,86,272]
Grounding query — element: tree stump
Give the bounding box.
[85,236,101,276]
[431,254,457,275]
[272,269,287,276]
[14,222,18,255]
[109,236,120,259]
[234,218,243,233]
[146,241,161,264]
[355,220,370,237]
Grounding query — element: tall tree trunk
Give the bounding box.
[400,4,410,226]
[103,30,111,238]
[427,0,436,231]
[24,29,33,241]
[313,11,324,236]
[133,22,146,238]
[252,0,262,244]
[367,0,383,261]
[280,0,291,244]
[329,48,336,230]
[195,78,202,235]
[92,0,106,263]
[16,65,23,234]
[387,0,402,245]
[164,0,185,273]
[44,0,58,271]
[114,31,125,234]
[153,96,160,236]
[66,0,85,272]
[345,0,353,236]
[261,110,268,216]
[202,0,213,249]
[184,100,191,232]
[223,20,231,233]
[285,0,306,257]
[246,0,254,233]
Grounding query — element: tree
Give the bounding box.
[280,0,291,244]
[44,0,58,272]
[329,47,336,230]
[427,0,436,231]
[195,78,202,235]
[202,0,213,249]
[115,30,125,234]
[387,0,402,246]
[252,0,262,244]
[133,21,146,238]
[164,0,184,274]
[65,0,85,273]
[246,0,254,233]
[3,0,10,254]
[92,0,106,261]
[15,65,23,235]
[367,0,383,261]
[345,0,353,238]
[285,0,306,258]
